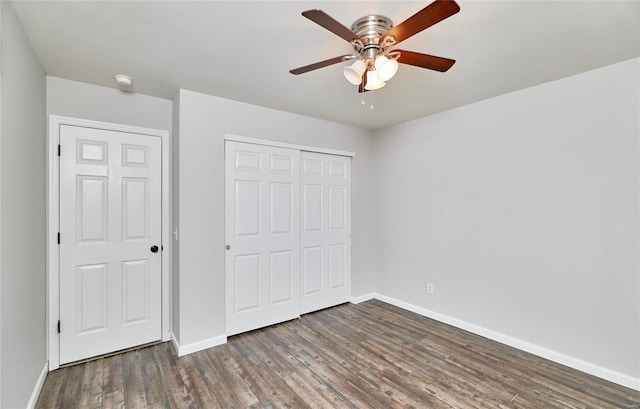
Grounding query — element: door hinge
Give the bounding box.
[57,232,60,245]
[58,144,61,156]
[57,320,61,334]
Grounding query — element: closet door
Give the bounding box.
[300,152,351,314]
[225,141,300,336]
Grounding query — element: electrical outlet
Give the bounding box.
[427,283,434,294]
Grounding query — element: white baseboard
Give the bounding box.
[350,293,375,304]
[27,362,49,409]
[373,293,640,392]
[171,333,227,357]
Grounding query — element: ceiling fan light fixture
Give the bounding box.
[291,1,460,97]
[343,59,367,85]
[364,70,385,90]
[374,55,399,82]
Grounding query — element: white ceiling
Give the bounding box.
[10,1,639,130]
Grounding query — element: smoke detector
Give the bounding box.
[114,74,133,88]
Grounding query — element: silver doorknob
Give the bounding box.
[226,245,231,250]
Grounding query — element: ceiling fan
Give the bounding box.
[290,0,460,92]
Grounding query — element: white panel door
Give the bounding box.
[300,152,351,314]
[225,141,300,336]
[59,125,162,364]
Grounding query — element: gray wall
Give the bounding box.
[1,3,4,401]
[372,58,640,380]
[0,2,47,407]
[174,89,376,346]
[46,77,172,131]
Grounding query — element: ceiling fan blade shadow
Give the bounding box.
[290,55,351,75]
[382,0,460,45]
[302,9,363,44]
[395,50,455,72]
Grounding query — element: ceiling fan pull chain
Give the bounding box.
[370,90,374,111]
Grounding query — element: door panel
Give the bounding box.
[300,152,351,314]
[59,125,162,364]
[225,141,300,336]
[329,185,346,229]
[270,250,293,303]
[122,178,149,240]
[77,176,108,241]
[122,259,150,325]
[77,263,108,334]
[234,254,260,312]
[303,246,322,295]
[236,181,261,236]
[271,183,293,234]
[329,243,347,288]
[303,184,322,232]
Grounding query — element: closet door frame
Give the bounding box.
[225,135,354,158]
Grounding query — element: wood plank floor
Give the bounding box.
[36,300,640,408]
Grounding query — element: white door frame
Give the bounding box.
[47,115,171,370]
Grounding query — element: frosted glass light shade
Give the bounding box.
[364,70,385,90]
[343,59,367,85]
[374,55,398,82]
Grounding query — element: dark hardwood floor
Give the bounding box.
[36,300,640,408]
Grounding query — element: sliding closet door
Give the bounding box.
[225,141,301,336]
[300,152,351,314]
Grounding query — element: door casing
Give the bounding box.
[47,115,171,370]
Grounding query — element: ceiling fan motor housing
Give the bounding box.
[350,15,394,60]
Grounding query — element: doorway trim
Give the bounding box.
[47,115,171,370]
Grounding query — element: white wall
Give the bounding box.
[0,2,47,407]
[173,89,376,347]
[373,58,640,383]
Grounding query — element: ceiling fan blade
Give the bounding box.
[302,9,363,44]
[395,50,456,72]
[382,0,460,45]
[290,55,351,75]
